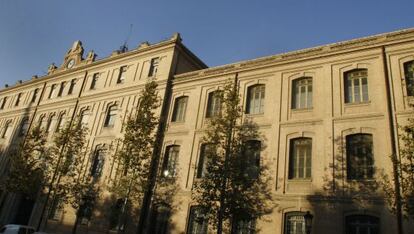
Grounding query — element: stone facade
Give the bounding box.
[1,28,414,234]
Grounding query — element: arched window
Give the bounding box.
[246,84,265,114]
[345,69,369,103]
[404,61,414,96]
[232,213,256,234]
[55,114,65,132]
[90,148,105,178]
[172,96,188,122]
[242,140,261,179]
[284,212,307,234]
[1,121,11,138]
[206,91,221,118]
[197,143,215,178]
[345,215,379,234]
[104,105,117,127]
[346,134,374,180]
[289,138,312,179]
[19,118,30,136]
[161,145,180,177]
[46,115,55,133]
[292,77,312,109]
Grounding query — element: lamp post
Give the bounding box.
[304,211,314,234]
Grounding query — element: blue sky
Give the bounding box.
[1,0,414,87]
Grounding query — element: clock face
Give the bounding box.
[67,59,75,68]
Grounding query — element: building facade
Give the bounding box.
[1,28,414,234]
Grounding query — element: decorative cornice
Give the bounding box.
[175,27,414,81]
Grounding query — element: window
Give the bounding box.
[404,61,414,96]
[80,110,89,126]
[292,77,312,109]
[45,115,55,133]
[148,57,160,77]
[285,212,306,234]
[345,69,369,103]
[56,114,65,132]
[232,213,256,234]
[162,145,180,177]
[0,97,7,110]
[48,196,63,220]
[172,96,188,122]
[79,196,94,225]
[57,81,66,97]
[149,204,170,234]
[289,138,312,180]
[90,148,105,178]
[68,79,76,95]
[38,116,45,129]
[346,134,374,180]
[345,215,379,234]
[117,66,127,84]
[15,93,22,106]
[246,84,265,114]
[104,105,117,127]
[242,140,261,179]
[90,73,99,89]
[187,206,208,234]
[1,122,10,138]
[19,118,29,136]
[49,84,56,99]
[31,89,38,103]
[206,91,221,118]
[197,144,215,178]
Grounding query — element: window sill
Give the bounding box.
[245,113,264,117]
[291,108,313,113]
[287,178,312,182]
[344,101,370,107]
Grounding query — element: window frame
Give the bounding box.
[162,145,180,178]
[344,69,369,104]
[90,73,99,90]
[345,214,380,234]
[242,140,261,180]
[288,137,312,180]
[0,97,7,110]
[57,81,66,97]
[49,84,56,99]
[15,93,22,106]
[187,206,208,234]
[172,96,188,122]
[232,213,256,234]
[90,148,105,178]
[197,144,215,178]
[346,133,374,180]
[1,121,11,138]
[104,105,117,128]
[68,79,76,95]
[284,211,307,234]
[31,89,38,103]
[206,91,221,118]
[148,57,160,77]
[246,84,265,115]
[404,61,414,97]
[117,66,127,84]
[19,118,30,136]
[291,77,313,110]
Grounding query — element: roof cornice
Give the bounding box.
[175,27,414,81]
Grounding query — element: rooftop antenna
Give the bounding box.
[120,24,133,53]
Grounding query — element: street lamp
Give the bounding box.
[304,211,314,234]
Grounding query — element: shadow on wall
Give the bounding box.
[306,135,388,234]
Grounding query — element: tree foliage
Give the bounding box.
[1,124,48,198]
[110,81,160,229]
[192,79,274,233]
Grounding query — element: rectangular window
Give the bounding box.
[187,206,208,234]
[104,106,117,127]
[285,212,306,234]
[117,66,127,84]
[49,84,56,99]
[15,93,22,106]
[345,215,379,234]
[346,134,374,180]
[57,81,66,97]
[232,214,256,234]
[90,73,99,89]
[148,57,160,77]
[345,69,369,103]
[48,196,63,220]
[404,61,414,96]
[1,122,10,138]
[242,140,261,179]
[68,79,76,95]
[162,145,180,177]
[19,119,29,136]
[31,89,38,103]
[0,97,7,110]
[172,96,188,122]
[289,138,312,179]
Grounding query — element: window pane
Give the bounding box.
[346,134,373,180]
[361,78,368,102]
[292,78,312,109]
[247,85,265,114]
[172,97,188,122]
[404,61,414,96]
[187,207,208,234]
[289,138,312,179]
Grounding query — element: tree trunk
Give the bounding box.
[72,213,80,234]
